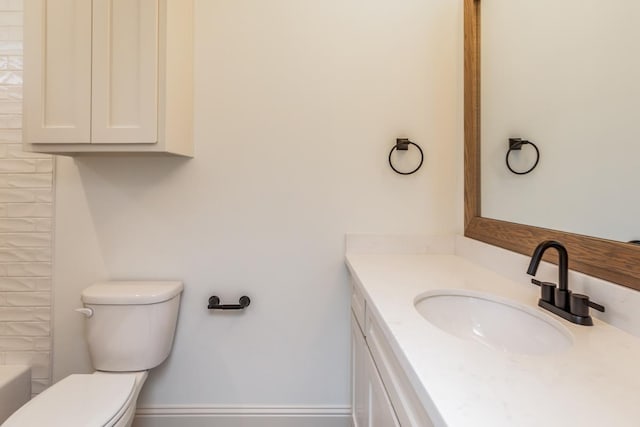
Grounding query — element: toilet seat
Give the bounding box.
[3,372,138,427]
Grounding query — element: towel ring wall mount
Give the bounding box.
[389,138,424,175]
[506,138,540,175]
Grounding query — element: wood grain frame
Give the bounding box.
[463,0,640,291]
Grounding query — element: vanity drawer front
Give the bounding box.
[366,311,435,427]
[351,278,366,335]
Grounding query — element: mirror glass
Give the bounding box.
[480,0,640,243]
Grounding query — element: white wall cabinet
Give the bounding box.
[351,279,436,427]
[24,0,193,156]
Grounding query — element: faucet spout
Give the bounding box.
[527,240,603,325]
[526,240,568,291]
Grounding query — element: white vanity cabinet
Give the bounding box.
[23,0,193,156]
[351,279,435,427]
[352,314,400,427]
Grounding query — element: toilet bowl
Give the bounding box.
[2,371,147,427]
[2,281,183,427]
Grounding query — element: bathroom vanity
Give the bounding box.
[351,274,435,427]
[347,252,640,427]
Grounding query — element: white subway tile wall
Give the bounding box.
[0,0,53,395]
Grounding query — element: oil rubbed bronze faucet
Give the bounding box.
[527,240,604,326]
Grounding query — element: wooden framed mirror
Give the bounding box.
[463,0,640,291]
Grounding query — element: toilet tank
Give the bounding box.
[80,281,184,372]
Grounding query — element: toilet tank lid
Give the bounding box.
[81,281,184,305]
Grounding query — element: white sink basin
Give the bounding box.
[414,290,572,356]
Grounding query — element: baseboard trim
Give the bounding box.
[133,405,351,427]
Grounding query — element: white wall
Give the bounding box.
[53,0,462,410]
[0,1,54,396]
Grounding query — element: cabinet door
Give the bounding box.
[24,0,92,144]
[365,349,400,427]
[353,313,400,427]
[352,315,368,427]
[91,0,159,144]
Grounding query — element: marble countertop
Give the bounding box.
[346,253,640,427]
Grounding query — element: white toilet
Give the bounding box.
[3,281,183,427]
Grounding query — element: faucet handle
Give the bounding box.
[531,279,556,304]
[587,299,605,313]
[570,293,605,317]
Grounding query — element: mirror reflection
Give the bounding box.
[480,0,640,243]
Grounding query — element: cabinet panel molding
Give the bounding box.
[24,0,92,144]
[91,0,159,144]
[352,316,368,427]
